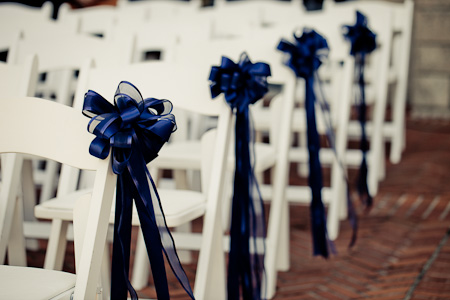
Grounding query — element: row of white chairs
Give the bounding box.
[0,0,414,299]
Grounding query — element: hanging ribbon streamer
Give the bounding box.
[314,73,358,248]
[83,81,194,300]
[343,11,377,209]
[277,29,331,258]
[278,28,360,249]
[209,53,270,300]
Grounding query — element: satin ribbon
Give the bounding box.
[209,53,270,300]
[343,11,377,208]
[277,29,332,257]
[83,81,194,300]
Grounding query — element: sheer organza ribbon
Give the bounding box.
[343,11,377,208]
[83,81,194,300]
[209,53,270,300]
[277,29,333,257]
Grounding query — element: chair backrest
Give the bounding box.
[8,33,134,73]
[57,4,118,40]
[0,1,53,23]
[0,55,38,98]
[8,33,135,107]
[0,96,117,299]
[0,2,77,40]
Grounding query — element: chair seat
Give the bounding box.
[154,141,202,170]
[35,188,206,229]
[155,140,276,174]
[0,265,75,300]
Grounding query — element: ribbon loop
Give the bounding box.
[210,53,270,300]
[83,81,194,300]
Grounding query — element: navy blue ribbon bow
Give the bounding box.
[343,11,377,208]
[209,53,270,300]
[83,81,194,300]
[277,29,331,258]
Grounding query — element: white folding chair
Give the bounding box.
[7,33,134,270]
[57,3,118,40]
[35,60,234,299]
[0,95,117,300]
[0,55,39,264]
[324,0,414,164]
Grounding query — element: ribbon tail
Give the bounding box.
[228,110,254,300]
[356,54,373,209]
[133,195,170,300]
[305,77,329,258]
[111,172,138,300]
[228,109,265,300]
[248,112,265,299]
[314,71,358,249]
[127,139,194,300]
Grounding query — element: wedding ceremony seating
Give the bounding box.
[36,59,235,299]
[0,0,416,299]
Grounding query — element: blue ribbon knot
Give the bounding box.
[343,11,377,56]
[343,11,377,209]
[83,81,194,300]
[277,29,329,79]
[210,52,271,114]
[209,53,270,300]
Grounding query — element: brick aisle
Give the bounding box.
[26,116,450,299]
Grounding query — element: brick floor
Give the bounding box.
[25,116,450,299]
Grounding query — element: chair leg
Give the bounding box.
[174,223,193,264]
[327,170,342,241]
[21,159,40,251]
[39,160,59,202]
[7,197,27,266]
[0,153,23,265]
[276,201,290,272]
[101,244,111,300]
[173,170,193,263]
[131,230,150,290]
[194,215,226,300]
[378,143,386,181]
[389,83,407,164]
[44,219,69,270]
[263,173,289,299]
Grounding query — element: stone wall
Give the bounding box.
[410,0,450,114]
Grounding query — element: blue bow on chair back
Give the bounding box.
[209,53,270,300]
[83,81,194,300]
[343,11,377,208]
[277,29,332,258]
